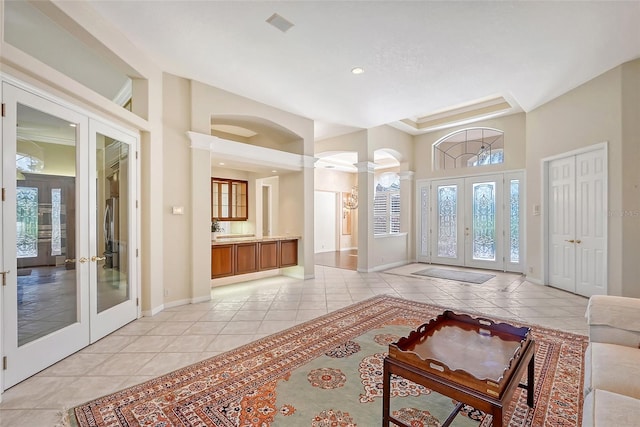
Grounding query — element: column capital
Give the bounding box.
[354,161,376,173]
[399,171,415,181]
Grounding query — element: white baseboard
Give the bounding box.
[142,304,165,317]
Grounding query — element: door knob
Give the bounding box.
[565,240,575,243]
[91,256,106,262]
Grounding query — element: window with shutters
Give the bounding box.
[374,173,400,235]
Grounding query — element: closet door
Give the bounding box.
[549,157,577,292]
[548,147,607,297]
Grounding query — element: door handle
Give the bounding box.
[1,271,9,287]
[91,256,106,262]
[565,240,575,243]
[575,240,582,244]
[64,258,75,263]
[65,257,88,263]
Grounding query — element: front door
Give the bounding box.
[416,172,524,272]
[1,82,138,389]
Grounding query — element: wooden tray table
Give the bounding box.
[382,310,535,427]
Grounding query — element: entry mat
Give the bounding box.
[412,267,495,284]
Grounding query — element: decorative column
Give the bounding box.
[399,171,415,262]
[187,133,215,304]
[355,161,376,272]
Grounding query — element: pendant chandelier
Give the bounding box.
[344,186,358,210]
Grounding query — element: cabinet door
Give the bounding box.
[279,240,298,267]
[211,245,234,278]
[235,243,258,274]
[259,241,279,270]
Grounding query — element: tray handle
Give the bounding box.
[427,359,447,373]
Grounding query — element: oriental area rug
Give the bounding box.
[68,295,588,427]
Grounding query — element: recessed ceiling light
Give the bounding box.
[219,162,225,166]
[271,170,277,173]
[69,123,76,127]
[351,67,364,75]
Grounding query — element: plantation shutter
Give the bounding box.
[373,192,388,235]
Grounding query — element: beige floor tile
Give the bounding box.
[91,353,156,376]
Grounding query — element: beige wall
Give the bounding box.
[621,60,640,297]
[525,62,637,296]
[162,73,192,303]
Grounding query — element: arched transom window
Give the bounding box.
[433,128,504,170]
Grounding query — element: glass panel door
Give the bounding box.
[2,83,90,389]
[90,120,138,342]
[430,178,464,266]
[422,173,523,272]
[1,83,139,390]
[464,175,503,270]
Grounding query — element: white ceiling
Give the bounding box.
[86,1,640,141]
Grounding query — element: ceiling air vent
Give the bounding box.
[266,13,294,33]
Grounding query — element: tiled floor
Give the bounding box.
[0,264,589,426]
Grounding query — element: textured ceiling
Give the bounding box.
[87,1,640,140]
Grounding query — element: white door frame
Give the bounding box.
[542,142,608,294]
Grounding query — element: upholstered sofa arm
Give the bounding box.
[587,295,640,348]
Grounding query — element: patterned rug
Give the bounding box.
[68,295,588,427]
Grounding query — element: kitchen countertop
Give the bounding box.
[211,235,300,245]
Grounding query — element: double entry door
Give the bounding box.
[417,172,524,272]
[1,82,139,388]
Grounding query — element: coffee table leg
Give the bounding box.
[492,406,503,427]
[527,352,535,407]
[382,358,390,426]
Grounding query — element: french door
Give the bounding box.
[1,82,139,389]
[417,172,524,272]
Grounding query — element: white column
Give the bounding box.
[188,136,213,303]
[399,170,415,261]
[356,161,376,272]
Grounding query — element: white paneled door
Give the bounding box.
[1,82,139,389]
[548,147,607,297]
[416,172,524,272]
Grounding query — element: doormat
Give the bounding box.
[412,268,495,284]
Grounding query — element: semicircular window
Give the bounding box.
[433,128,504,170]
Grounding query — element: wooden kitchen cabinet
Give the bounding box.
[212,238,298,279]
